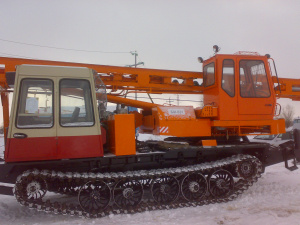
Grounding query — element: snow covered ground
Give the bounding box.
[1,136,300,225]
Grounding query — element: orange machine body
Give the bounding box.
[0,54,298,143]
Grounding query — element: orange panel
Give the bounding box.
[107,114,136,156]
[200,106,218,117]
[211,118,285,135]
[153,106,212,137]
[154,119,211,137]
[195,106,218,118]
[270,118,286,134]
[194,107,202,118]
[131,111,143,128]
[202,140,217,146]
[142,115,155,131]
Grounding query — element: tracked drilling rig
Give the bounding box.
[0,48,299,217]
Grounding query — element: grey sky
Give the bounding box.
[1,0,300,119]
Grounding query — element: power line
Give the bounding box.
[0,51,36,59]
[0,38,130,54]
[0,51,128,67]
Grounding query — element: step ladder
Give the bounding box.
[281,140,298,171]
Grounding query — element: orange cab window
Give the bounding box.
[203,63,215,87]
[222,59,235,97]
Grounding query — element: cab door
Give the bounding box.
[56,78,103,159]
[238,59,275,117]
[6,77,56,162]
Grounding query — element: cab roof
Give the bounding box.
[16,64,91,78]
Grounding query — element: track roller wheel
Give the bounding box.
[78,180,111,214]
[113,179,144,209]
[181,173,208,201]
[208,169,234,197]
[151,175,180,204]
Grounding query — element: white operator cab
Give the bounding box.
[6,65,104,162]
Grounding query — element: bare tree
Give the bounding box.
[281,104,295,128]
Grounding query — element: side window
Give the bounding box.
[16,79,53,128]
[203,63,215,87]
[222,59,235,97]
[239,60,271,98]
[94,72,108,120]
[60,79,95,127]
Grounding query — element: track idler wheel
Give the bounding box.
[208,169,234,197]
[113,179,144,209]
[151,175,180,204]
[236,159,257,179]
[78,180,111,214]
[181,173,208,201]
[15,174,48,202]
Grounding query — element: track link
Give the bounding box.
[13,154,263,218]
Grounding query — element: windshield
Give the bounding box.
[253,135,276,140]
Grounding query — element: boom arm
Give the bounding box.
[272,76,300,101]
[0,57,203,94]
[3,56,299,101]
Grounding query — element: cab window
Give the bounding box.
[222,59,235,97]
[16,79,53,128]
[60,79,94,127]
[203,63,215,87]
[239,60,270,98]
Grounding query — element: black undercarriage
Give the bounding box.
[0,139,291,187]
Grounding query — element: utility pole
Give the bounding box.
[132,51,138,100]
[129,51,144,100]
[167,97,174,105]
[131,51,137,68]
[128,51,144,67]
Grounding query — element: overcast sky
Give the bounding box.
[1,0,300,120]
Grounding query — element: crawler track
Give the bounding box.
[13,154,263,218]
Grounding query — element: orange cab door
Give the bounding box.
[237,59,275,116]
